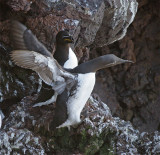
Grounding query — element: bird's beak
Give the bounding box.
[63,36,74,43]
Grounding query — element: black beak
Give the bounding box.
[62,36,74,43]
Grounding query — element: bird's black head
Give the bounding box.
[56,30,74,44]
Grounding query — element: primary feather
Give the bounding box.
[10,20,53,57]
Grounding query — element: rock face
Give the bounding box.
[93,0,160,132]
[94,0,138,47]
[0,43,40,102]
[0,0,137,106]
[0,128,45,154]
[1,95,160,154]
[0,0,160,154]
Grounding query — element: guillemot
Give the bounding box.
[10,20,78,107]
[10,50,133,129]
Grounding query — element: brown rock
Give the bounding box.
[93,0,160,132]
[7,0,32,12]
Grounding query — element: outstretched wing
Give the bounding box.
[10,20,53,57]
[10,50,67,94]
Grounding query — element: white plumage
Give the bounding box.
[57,73,96,128]
[63,47,78,69]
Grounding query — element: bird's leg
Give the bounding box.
[33,92,58,107]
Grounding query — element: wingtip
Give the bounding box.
[10,20,27,50]
[10,20,24,26]
[10,50,18,57]
[10,50,35,69]
[9,50,15,60]
[10,51,19,65]
[10,20,19,25]
[10,20,27,32]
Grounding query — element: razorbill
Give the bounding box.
[54,30,78,69]
[10,50,133,129]
[10,20,78,68]
[10,20,78,107]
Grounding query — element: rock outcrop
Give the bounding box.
[1,96,160,154]
[0,43,40,103]
[93,0,160,132]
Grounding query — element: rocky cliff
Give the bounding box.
[0,0,160,154]
[93,0,160,132]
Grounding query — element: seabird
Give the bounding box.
[10,20,78,68]
[10,20,78,107]
[54,30,78,69]
[10,50,133,129]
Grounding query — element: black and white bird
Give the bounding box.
[54,30,78,69]
[10,20,78,107]
[10,50,133,129]
[10,20,78,68]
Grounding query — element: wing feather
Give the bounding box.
[10,50,75,94]
[10,50,56,85]
[10,20,52,57]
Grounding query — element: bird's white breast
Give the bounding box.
[67,72,96,124]
[63,47,78,69]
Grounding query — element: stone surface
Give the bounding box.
[93,0,160,132]
[7,0,32,12]
[0,128,45,154]
[0,0,138,56]
[93,0,138,47]
[0,43,40,104]
[1,95,160,154]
